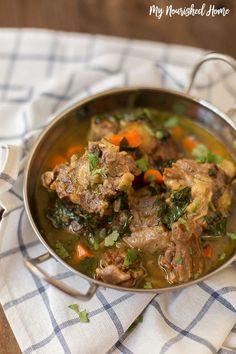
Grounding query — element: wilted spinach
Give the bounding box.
[205,213,226,236]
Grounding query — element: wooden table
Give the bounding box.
[0,0,235,352]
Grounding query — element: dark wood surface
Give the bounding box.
[0,1,235,353]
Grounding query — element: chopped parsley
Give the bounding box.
[143,281,153,289]
[164,116,179,129]
[192,144,223,164]
[104,230,120,247]
[55,241,70,259]
[91,168,106,178]
[124,249,138,268]
[155,130,170,140]
[174,256,183,265]
[136,157,148,172]
[218,252,226,261]
[68,304,89,323]
[88,151,99,172]
[227,232,236,240]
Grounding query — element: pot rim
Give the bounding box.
[23,85,236,294]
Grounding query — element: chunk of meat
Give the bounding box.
[159,220,204,283]
[123,187,170,252]
[218,159,236,180]
[163,159,233,219]
[152,137,180,162]
[89,117,119,141]
[95,248,145,287]
[42,139,139,216]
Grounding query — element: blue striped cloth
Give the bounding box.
[0,29,235,354]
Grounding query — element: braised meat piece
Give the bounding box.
[159,220,204,283]
[42,139,139,216]
[95,248,145,287]
[163,158,235,219]
[89,116,119,141]
[152,137,180,162]
[124,187,170,252]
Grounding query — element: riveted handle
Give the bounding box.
[24,252,97,300]
[185,52,236,118]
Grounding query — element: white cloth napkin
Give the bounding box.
[0,28,236,354]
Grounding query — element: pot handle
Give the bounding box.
[24,252,97,300]
[184,52,236,118]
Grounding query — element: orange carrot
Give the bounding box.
[144,169,163,184]
[76,243,92,261]
[49,155,67,168]
[171,126,182,139]
[67,144,84,157]
[202,244,213,258]
[110,130,142,148]
[182,136,198,153]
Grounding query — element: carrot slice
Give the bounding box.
[49,155,67,168]
[67,144,84,157]
[110,130,142,148]
[171,126,182,139]
[182,136,198,153]
[76,243,92,261]
[202,244,213,258]
[144,169,163,184]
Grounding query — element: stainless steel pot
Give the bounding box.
[23,52,236,301]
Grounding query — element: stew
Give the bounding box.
[35,108,236,288]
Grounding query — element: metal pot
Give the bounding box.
[23,52,236,300]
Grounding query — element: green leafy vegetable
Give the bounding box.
[218,252,226,261]
[205,213,226,236]
[91,168,106,178]
[174,256,183,265]
[227,232,236,240]
[155,130,170,140]
[68,304,89,323]
[55,241,70,259]
[88,151,99,172]
[164,116,179,129]
[136,157,148,172]
[143,282,153,289]
[104,230,120,247]
[124,249,138,268]
[162,187,191,229]
[192,144,223,164]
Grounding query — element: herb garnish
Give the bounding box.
[155,130,170,140]
[104,230,120,247]
[136,157,148,172]
[91,168,106,178]
[192,144,223,164]
[88,151,99,172]
[68,304,89,323]
[174,256,183,265]
[143,281,153,289]
[164,116,179,129]
[227,232,236,240]
[55,241,70,259]
[124,249,138,268]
